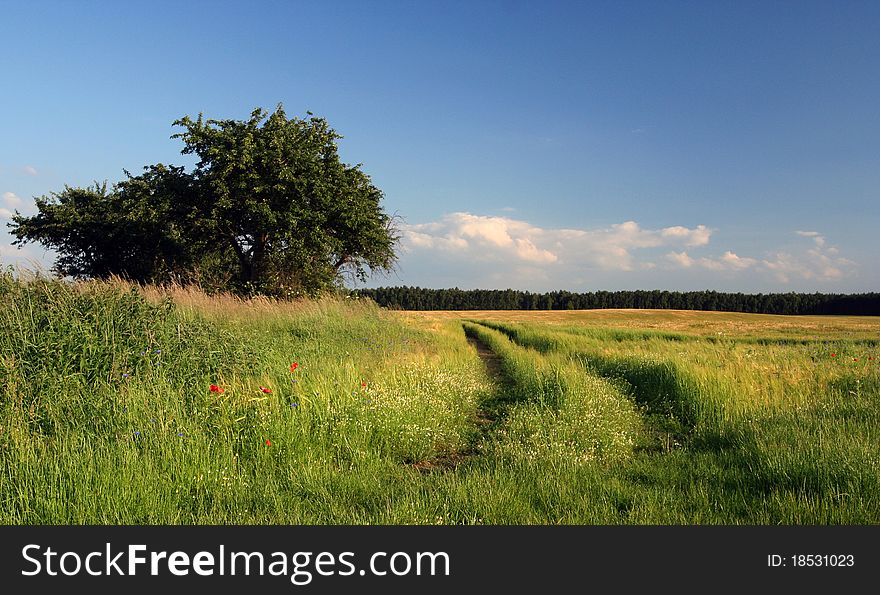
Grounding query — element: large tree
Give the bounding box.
[10,105,399,295]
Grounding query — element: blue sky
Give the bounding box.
[2,0,878,293]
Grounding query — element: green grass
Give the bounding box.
[465,319,880,523]
[0,274,493,523]
[1,273,878,524]
[461,322,639,466]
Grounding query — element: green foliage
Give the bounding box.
[9,170,199,282]
[9,106,399,296]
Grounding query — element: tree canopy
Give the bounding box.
[10,105,399,296]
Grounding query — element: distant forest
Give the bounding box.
[355,287,880,315]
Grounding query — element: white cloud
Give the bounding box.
[795,229,826,248]
[759,232,853,282]
[665,233,853,283]
[761,250,854,283]
[603,220,711,251]
[514,237,556,263]
[22,165,38,176]
[397,215,860,290]
[403,213,712,271]
[0,208,14,219]
[666,251,694,268]
[2,192,22,207]
[660,225,712,247]
[404,213,558,264]
[719,251,754,270]
[665,250,756,272]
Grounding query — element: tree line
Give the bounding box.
[355,287,880,315]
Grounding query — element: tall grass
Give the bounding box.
[2,273,877,524]
[1,274,493,523]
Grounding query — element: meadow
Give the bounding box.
[1,273,878,524]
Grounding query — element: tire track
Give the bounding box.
[410,326,506,472]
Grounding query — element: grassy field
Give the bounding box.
[2,274,878,524]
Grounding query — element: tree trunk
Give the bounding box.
[230,237,251,285]
[250,233,269,283]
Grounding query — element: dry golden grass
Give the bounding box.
[100,277,365,323]
[398,308,880,340]
[139,281,300,319]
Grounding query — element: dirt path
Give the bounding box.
[411,331,504,472]
[466,334,503,380]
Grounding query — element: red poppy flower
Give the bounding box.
[361,381,367,388]
[265,439,272,446]
[290,362,299,372]
[209,384,225,394]
[260,386,272,394]
[830,354,836,357]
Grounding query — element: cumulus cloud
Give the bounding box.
[384,212,858,291]
[721,251,758,270]
[795,230,826,248]
[665,232,854,283]
[397,214,860,289]
[761,250,854,283]
[403,213,713,271]
[404,213,558,264]
[593,220,711,252]
[22,165,38,176]
[660,225,712,246]
[2,191,22,207]
[665,250,757,271]
[762,231,852,281]
[0,208,14,219]
[666,251,695,268]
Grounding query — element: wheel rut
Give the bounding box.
[410,327,506,473]
[466,333,503,381]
